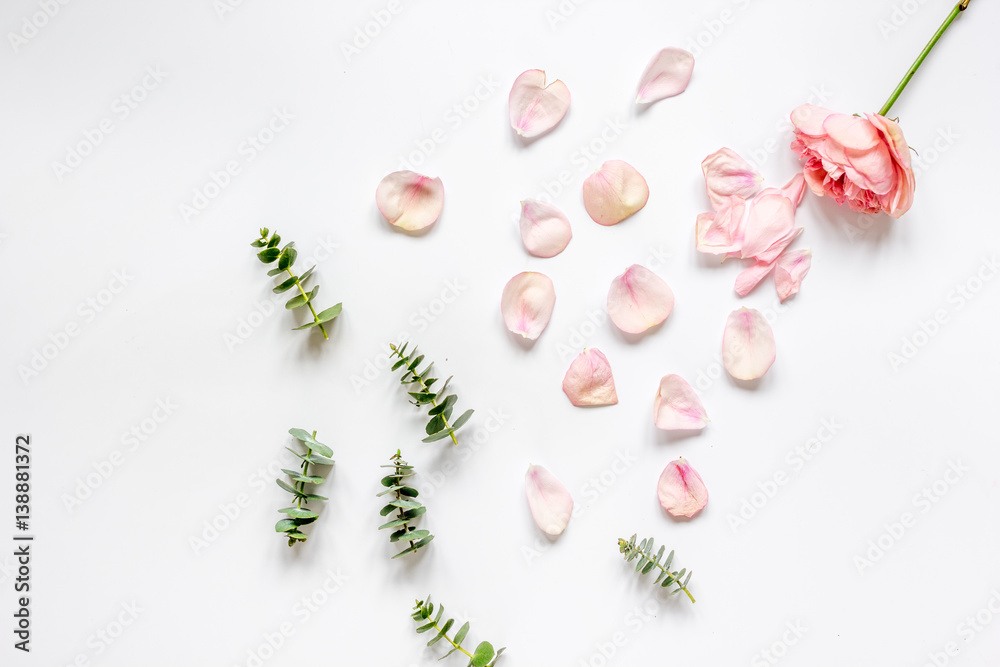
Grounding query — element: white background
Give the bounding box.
[2,0,999,665]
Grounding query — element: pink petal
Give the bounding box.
[774,249,812,302]
[823,113,879,151]
[519,199,572,257]
[740,194,795,262]
[702,148,763,210]
[761,173,807,208]
[607,264,674,334]
[583,160,649,226]
[375,170,444,231]
[657,459,708,518]
[635,47,695,104]
[525,464,573,536]
[722,307,776,380]
[501,272,555,340]
[654,374,709,431]
[508,69,571,138]
[734,261,775,297]
[562,348,618,406]
[695,196,746,255]
[790,104,834,137]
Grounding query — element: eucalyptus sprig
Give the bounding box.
[412,596,505,666]
[378,450,434,558]
[251,228,342,340]
[389,342,473,445]
[617,534,695,603]
[275,428,333,547]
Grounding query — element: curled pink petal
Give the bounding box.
[774,249,812,302]
[702,148,763,210]
[607,264,674,334]
[759,173,807,208]
[376,170,444,231]
[562,348,618,407]
[740,194,795,262]
[501,272,555,340]
[635,47,695,104]
[583,160,649,226]
[525,464,573,536]
[723,307,776,380]
[734,261,775,297]
[654,374,708,431]
[695,196,746,255]
[519,199,572,257]
[509,69,571,138]
[657,458,708,518]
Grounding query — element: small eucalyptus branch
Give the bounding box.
[378,450,433,558]
[389,342,474,445]
[617,533,695,603]
[275,428,334,547]
[251,228,342,339]
[412,596,505,666]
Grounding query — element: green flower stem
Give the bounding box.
[878,0,970,117]
[410,374,459,445]
[287,269,329,340]
[425,618,474,661]
[294,430,317,509]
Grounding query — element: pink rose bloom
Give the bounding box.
[790,104,915,218]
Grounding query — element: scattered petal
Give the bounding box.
[657,459,708,518]
[740,194,795,262]
[583,160,649,226]
[774,249,812,302]
[607,264,674,334]
[525,464,574,536]
[702,148,764,210]
[635,47,695,104]
[723,307,776,380]
[509,69,571,138]
[654,375,709,431]
[695,196,746,255]
[501,272,556,340]
[519,200,572,257]
[761,173,807,208]
[562,348,618,406]
[734,261,775,297]
[375,170,444,231]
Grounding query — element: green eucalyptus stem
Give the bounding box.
[408,371,458,445]
[878,0,970,117]
[288,269,328,340]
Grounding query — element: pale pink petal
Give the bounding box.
[823,113,880,150]
[501,272,555,340]
[702,148,763,210]
[582,160,649,226]
[607,264,674,334]
[525,464,573,536]
[654,374,709,431]
[657,459,708,518]
[790,104,834,137]
[774,249,812,302]
[376,170,444,231]
[519,199,572,257]
[635,47,695,104]
[562,348,618,406]
[734,261,775,297]
[508,69,571,138]
[722,307,776,380]
[740,194,795,261]
[695,196,746,255]
[754,226,802,266]
[760,173,807,208]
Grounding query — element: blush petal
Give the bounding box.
[519,199,572,257]
[723,307,776,380]
[562,348,618,406]
[657,459,708,518]
[702,148,763,210]
[734,261,775,297]
[501,272,555,340]
[774,249,812,302]
[525,464,574,536]
[509,69,571,138]
[583,160,649,226]
[740,194,795,262]
[695,195,747,255]
[375,170,444,231]
[654,374,709,431]
[635,47,695,104]
[607,264,674,334]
